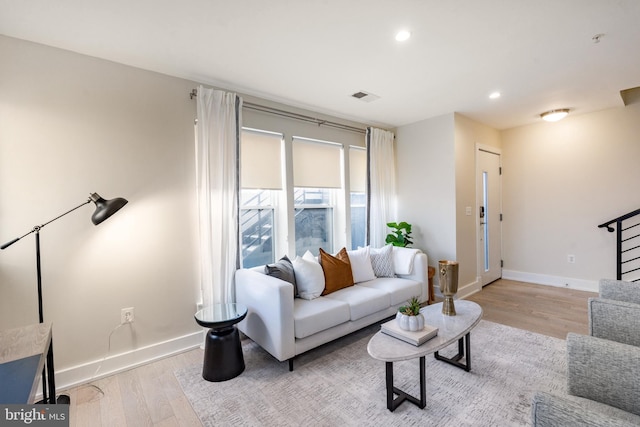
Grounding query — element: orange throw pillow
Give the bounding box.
[319,247,354,295]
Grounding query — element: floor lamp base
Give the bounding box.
[36,394,70,405]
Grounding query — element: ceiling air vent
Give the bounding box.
[351,91,380,103]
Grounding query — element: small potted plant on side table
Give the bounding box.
[396,296,424,331]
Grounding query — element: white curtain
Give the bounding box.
[195,86,242,305]
[366,127,397,248]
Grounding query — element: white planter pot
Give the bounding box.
[396,312,424,331]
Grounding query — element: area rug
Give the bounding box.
[175,320,567,426]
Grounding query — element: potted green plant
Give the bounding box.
[396,296,424,331]
[385,221,413,247]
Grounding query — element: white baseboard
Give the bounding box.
[502,270,598,293]
[51,330,202,395]
[434,277,482,300]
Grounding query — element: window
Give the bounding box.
[349,147,366,249]
[240,129,283,268]
[293,137,342,256]
[239,128,366,265]
[240,190,275,268]
[294,188,334,255]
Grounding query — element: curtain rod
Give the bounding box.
[190,88,366,135]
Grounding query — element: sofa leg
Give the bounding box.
[288,358,294,372]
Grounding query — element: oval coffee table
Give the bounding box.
[195,303,247,382]
[367,300,483,411]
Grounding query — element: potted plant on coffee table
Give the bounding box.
[396,296,424,331]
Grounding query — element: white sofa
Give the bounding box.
[235,247,429,370]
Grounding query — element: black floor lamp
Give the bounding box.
[1,192,128,404]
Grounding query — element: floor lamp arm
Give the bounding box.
[1,199,91,250]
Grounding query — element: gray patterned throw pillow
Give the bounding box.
[370,245,395,278]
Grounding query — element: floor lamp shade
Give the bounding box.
[90,193,128,225]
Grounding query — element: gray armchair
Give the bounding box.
[531,279,640,426]
[599,278,640,304]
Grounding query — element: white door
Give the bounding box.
[477,147,502,286]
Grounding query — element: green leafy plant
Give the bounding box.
[385,221,413,247]
[398,296,421,316]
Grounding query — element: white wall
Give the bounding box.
[454,114,502,292]
[396,114,456,271]
[0,35,203,386]
[501,103,640,289]
[396,113,501,296]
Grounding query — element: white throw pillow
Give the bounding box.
[369,245,395,278]
[347,246,376,283]
[292,255,325,300]
[303,250,318,263]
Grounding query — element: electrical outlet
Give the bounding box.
[121,307,135,324]
[567,254,575,264]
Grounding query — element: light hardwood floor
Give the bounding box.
[465,279,597,339]
[64,279,597,426]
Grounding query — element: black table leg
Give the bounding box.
[385,356,426,411]
[434,332,472,372]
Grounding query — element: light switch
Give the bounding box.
[465,206,472,216]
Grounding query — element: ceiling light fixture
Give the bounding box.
[395,30,411,42]
[489,92,501,99]
[540,109,570,122]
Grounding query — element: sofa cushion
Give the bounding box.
[369,245,395,278]
[292,255,325,300]
[324,285,390,321]
[293,297,351,339]
[265,255,297,297]
[357,277,422,306]
[347,246,376,283]
[319,248,354,295]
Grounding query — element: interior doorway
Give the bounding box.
[476,145,502,286]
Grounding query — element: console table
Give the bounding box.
[0,323,52,404]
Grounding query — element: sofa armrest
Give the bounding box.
[599,279,640,305]
[532,392,640,427]
[567,333,640,416]
[235,269,295,362]
[589,297,640,347]
[395,251,429,304]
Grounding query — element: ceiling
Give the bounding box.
[1,0,640,130]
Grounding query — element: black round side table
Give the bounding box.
[194,303,248,382]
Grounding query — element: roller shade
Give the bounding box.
[349,147,366,193]
[241,130,283,190]
[293,138,342,188]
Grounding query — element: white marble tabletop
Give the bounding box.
[367,300,483,362]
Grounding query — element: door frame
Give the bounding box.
[475,143,503,286]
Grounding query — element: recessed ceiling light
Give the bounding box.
[489,92,501,99]
[540,109,570,122]
[395,30,411,42]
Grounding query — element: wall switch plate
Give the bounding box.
[465,206,472,216]
[567,254,575,264]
